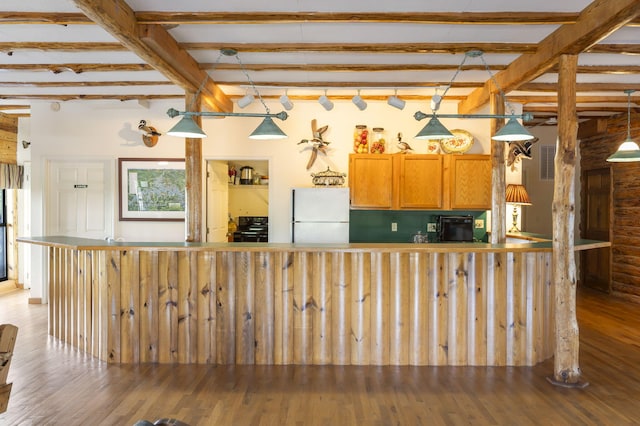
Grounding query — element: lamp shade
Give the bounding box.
[607,139,640,162]
[166,116,207,139]
[505,184,532,205]
[249,117,288,140]
[492,117,535,142]
[415,115,454,139]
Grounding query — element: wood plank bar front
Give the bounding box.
[22,238,602,366]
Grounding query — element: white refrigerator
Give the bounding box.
[292,187,350,243]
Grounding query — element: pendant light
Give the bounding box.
[414,50,534,142]
[607,90,640,162]
[166,48,288,140]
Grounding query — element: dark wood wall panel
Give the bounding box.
[580,112,640,301]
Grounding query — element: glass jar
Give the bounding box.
[353,125,369,153]
[370,127,386,154]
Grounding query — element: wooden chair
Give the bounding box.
[0,324,18,414]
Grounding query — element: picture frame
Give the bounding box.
[118,158,186,221]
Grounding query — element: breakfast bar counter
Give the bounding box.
[18,236,609,366]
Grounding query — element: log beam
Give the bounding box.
[548,54,586,388]
[490,93,506,244]
[459,0,640,114]
[71,0,231,113]
[184,92,203,243]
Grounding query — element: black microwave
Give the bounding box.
[437,215,474,242]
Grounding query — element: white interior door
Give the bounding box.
[48,160,112,239]
[206,161,229,242]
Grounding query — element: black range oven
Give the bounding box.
[233,216,269,242]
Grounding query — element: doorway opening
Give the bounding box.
[206,159,269,242]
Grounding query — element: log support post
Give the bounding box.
[547,54,587,388]
[490,92,506,244]
[185,91,203,243]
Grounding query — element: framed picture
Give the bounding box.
[118,158,186,221]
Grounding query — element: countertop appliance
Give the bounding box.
[438,215,474,243]
[239,166,254,185]
[233,216,268,242]
[292,187,349,243]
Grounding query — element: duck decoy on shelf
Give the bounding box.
[298,119,330,169]
[396,132,413,153]
[138,119,162,147]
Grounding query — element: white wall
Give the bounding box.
[24,97,511,300]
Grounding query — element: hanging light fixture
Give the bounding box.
[166,48,288,140]
[414,50,534,141]
[607,89,640,162]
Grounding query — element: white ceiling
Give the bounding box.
[1,0,639,125]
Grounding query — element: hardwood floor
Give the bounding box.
[1,284,640,425]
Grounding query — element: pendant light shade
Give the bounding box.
[607,90,640,162]
[249,117,288,140]
[491,117,535,141]
[415,115,454,139]
[166,115,207,139]
[165,49,288,140]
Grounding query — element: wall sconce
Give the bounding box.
[387,90,406,110]
[21,140,30,149]
[279,90,294,111]
[166,48,288,140]
[505,183,532,233]
[318,90,334,111]
[137,119,162,147]
[607,89,640,162]
[414,50,534,142]
[352,90,367,111]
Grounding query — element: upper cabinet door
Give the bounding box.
[349,155,394,209]
[397,155,443,209]
[448,155,492,210]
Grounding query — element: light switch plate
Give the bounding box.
[391,222,397,232]
[475,219,485,229]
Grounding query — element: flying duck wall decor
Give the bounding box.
[138,119,162,147]
[298,119,330,170]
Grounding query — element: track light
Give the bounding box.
[352,90,367,111]
[318,91,334,111]
[279,91,294,111]
[387,90,406,110]
[237,93,255,109]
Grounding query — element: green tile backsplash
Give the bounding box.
[349,210,488,243]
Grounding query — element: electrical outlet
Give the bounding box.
[475,219,485,229]
[391,222,398,232]
[427,223,436,232]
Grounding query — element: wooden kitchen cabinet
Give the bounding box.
[349,154,394,208]
[448,154,492,209]
[349,153,491,210]
[397,154,444,209]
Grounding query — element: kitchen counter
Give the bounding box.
[19,236,609,366]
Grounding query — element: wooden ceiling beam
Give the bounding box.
[458,0,640,114]
[519,82,640,92]
[71,0,232,112]
[4,11,640,26]
[0,81,173,88]
[0,94,183,101]
[1,40,637,56]
[0,63,153,73]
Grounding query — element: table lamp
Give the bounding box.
[505,184,532,232]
